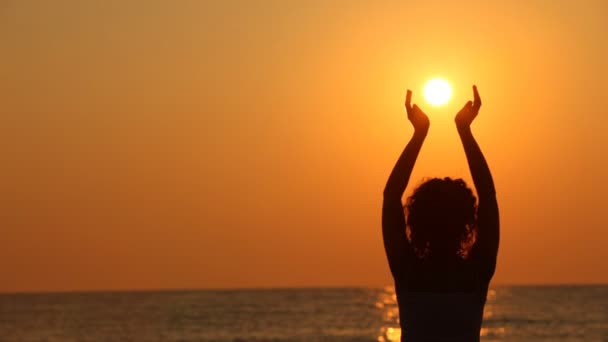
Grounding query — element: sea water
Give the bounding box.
[0,286,606,341]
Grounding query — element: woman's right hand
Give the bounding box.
[405,89,430,134]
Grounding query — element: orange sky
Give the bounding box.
[1,1,607,292]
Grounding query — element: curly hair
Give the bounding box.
[405,177,477,258]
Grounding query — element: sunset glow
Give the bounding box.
[0,1,606,293]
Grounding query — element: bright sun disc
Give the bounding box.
[424,79,452,106]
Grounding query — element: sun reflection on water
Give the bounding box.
[378,326,401,342]
[376,286,401,342]
[376,287,505,342]
[480,326,506,338]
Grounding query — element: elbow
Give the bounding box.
[383,187,403,201]
[383,180,406,200]
[478,188,497,203]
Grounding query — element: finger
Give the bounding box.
[413,104,429,120]
[473,85,481,108]
[405,90,412,112]
[458,101,473,114]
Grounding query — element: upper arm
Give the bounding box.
[382,195,415,280]
[470,193,500,282]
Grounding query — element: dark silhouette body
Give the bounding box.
[382,86,499,342]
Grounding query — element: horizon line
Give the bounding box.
[2,282,607,295]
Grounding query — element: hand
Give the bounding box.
[405,89,429,133]
[455,85,482,129]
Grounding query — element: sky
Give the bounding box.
[0,0,607,292]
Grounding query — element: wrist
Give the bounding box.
[414,127,429,138]
[456,125,471,135]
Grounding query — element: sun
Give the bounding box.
[424,78,452,106]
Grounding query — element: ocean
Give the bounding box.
[0,286,606,341]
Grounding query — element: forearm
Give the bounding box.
[384,130,427,199]
[457,126,495,198]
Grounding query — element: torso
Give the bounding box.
[395,257,489,342]
[402,257,487,292]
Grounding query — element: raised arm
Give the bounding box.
[455,85,499,280]
[382,90,429,279]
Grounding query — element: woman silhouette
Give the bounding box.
[382,86,499,342]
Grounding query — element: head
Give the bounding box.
[405,177,477,258]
